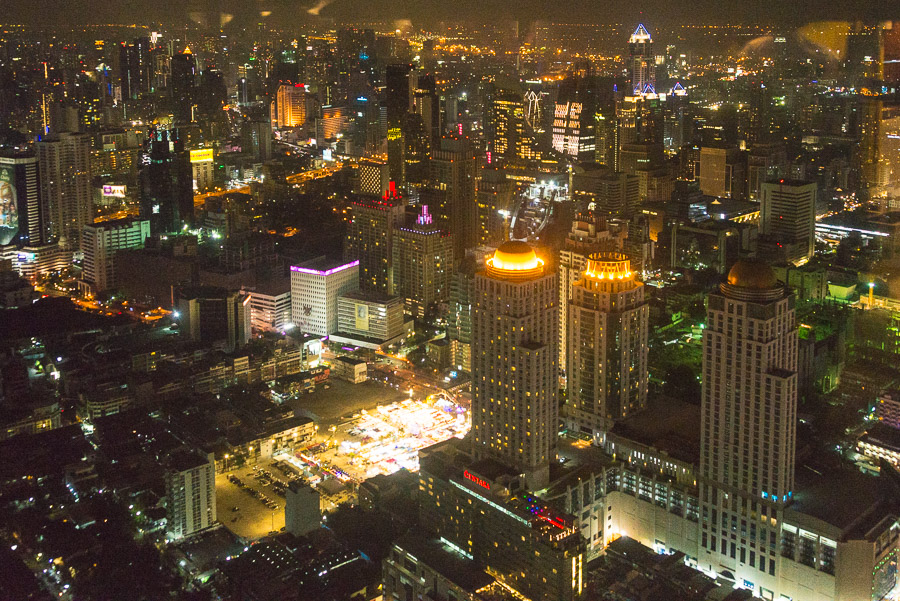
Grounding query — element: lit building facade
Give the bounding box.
[628,24,655,95]
[566,253,648,438]
[471,242,558,489]
[759,179,817,266]
[290,257,359,337]
[392,207,453,317]
[165,450,216,540]
[37,132,93,248]
[344,186,405,294]
[80,218,150,294]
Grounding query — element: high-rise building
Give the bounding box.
[566,253,648,438]
[475,167,515,246]
[699,260,797,592]
[275,84,310,129]
[174,285,252,352]
[37,132,93,248]
[558,213,623,375]
[119,37,152,100]
[471,242,557,490]
[393,206,453,317]
[164,449,216,540]
[699,146,745,200]
[248,279,292,333]
[551,78,597,161]
[628,24,655,95]
[430,136,477,261]
[386,64,413,185]
[79,219,150,295]
[355,161,390,196]
[759,179,817,266]
[170,47,196,123]
[488,84,541,162]
[290,257,359,336]
[447,257,477,373]
[0,151,47,247]
[189,148,215,192]
[344,184,406,294]
[138,130,194,235]
[593,172,640,219]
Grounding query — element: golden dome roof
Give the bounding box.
[726,259,778,290]
[490,241,541,271]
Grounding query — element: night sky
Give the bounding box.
[3,0,896,28]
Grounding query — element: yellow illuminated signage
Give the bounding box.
[190,149,214,163]
[387,127,402,141]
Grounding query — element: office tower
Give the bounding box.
[119,37,151,100]
[552,78,597,160]
[475,167,515,245]
[170,47,196,122]
[699,260,797,590]
[275,84,309,128]
[488,83,541,162]
[448,257,477,373]
[174,285,252,352]
[393,206,453,317]
[79,219,150,295]
[336,290,406,345]
[138,130,194,235]
[0,151,47,247]
[189,148,215,192]
[344,184,405,294]
[290,257,360,336]
[37,132,93,248]
[566,253,648,438]
[699,146,745,199]
[430,136,477,261]
[413,73,441,148]
[628,24,655,95]
[355,161,390,196]
[248,281,292,334]
[284,481,321,537]
[471,242,557,490]
[240,119,272,162]
[164,449,216,540]
[759,179,817,266]
[558,213,621,372]
[386,63,413,185]
[594,172,640,219]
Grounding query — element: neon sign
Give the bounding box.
[463,470,490,490]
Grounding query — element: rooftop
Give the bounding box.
[393,535,495,593]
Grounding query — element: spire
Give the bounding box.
[630,24,652,42]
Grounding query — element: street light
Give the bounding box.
[869,282,875,308]
[224,454,230,472]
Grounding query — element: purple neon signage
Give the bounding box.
[290,260,359,276]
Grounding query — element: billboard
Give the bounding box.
[354,303,369,332]
[0,166,19,246]
[102,185,127,198]
[190,148,214,163]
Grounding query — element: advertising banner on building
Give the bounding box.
[0,166,19,246]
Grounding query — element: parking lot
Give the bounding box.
[216,461,293,540]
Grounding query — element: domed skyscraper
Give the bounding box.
[471,241,557,490]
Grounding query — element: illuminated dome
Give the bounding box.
[486,241,544,279]
[721,259,783,302]
[726,260,778,290]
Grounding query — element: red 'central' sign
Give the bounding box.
[463,470,490,490]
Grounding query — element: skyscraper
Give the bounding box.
[471,242,557,490]
[475,167,515,245]
[628,24,655,95]
[170,47,196,123]
[392,206,453,318]
[138,130,194,235]
[385,63,413,185]
[699,260,797,589]
[566,253,648,439]
[275,84,309,129]
[119,37,152,100]
[37,132,93,248]
[79,219,150,295]
[430,136,477,261]
[164,449,216,540]
[0,151,47,247]
[558,212,622,372]
[290,257,360,336]
[759,179,817,266]
[344,183,405,294]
